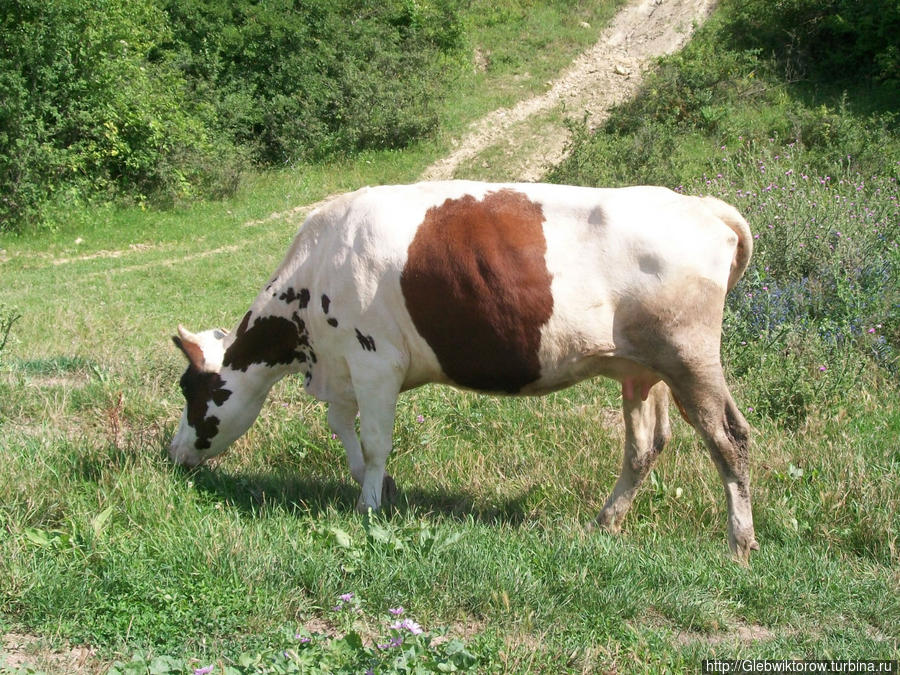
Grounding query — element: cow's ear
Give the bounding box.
[173,325,205,370]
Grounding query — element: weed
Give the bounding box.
[0,305,21,365]
[100,604,478,674]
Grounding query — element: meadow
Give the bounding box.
[1,0,898,673]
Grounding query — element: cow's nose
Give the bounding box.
[168,441,201,468]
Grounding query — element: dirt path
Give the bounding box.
[420,0,717,182]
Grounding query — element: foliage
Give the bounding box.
[713,143,898,426]
[723,0,900,84]
[99,606,478,674]
[0,0,465,232]
[161,0,465,165]
[0,0,243,230]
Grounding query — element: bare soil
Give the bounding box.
[420,0,717,182]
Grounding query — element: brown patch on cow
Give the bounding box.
[178,366,231,449]
[400,189,553,393]
[223,311,314,372]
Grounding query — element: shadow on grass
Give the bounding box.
[186,464,530,527]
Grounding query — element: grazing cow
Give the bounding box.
[170,181,758,561]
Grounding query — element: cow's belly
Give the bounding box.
[522,352,661,396]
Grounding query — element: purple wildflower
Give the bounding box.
[416,414,425,423]
[378,636,404,649]
[389,606,404,616]
[392,618,424,635]
[194,667,214,675]
[339,592,354,603]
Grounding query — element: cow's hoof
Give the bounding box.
[591,508,622,534]
[381,473,398,506]
[354,474,398,514]
[730,530,760,565]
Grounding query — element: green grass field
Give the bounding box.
[1,1,898,673]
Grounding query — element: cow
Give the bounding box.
[170,181,759,561]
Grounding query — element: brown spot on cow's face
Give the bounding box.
[400,189,553,393]
[223,311,314,372]
[178,366,231,449]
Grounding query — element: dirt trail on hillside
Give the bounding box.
[421,0,717,182]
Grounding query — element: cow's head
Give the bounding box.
[169,325,266,467]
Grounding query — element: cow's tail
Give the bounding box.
[702,196,753,292]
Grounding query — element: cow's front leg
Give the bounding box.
[352,369,403,512]
[328,397,397,502]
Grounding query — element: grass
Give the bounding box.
[1,0,899,672]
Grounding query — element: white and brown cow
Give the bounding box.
[171,181,758,561]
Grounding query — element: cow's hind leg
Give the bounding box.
[596,381,671,532]
[669,365,758,563]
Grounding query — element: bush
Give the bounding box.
[0,0,245,230]
[162,0,464,165]
[724,0,900,84]
[0,0,466,231]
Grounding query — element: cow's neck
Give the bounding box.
[222,271,318,392]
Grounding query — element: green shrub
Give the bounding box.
[0,0,466,231]
[0,0,249,230]
[724,0,900,84]
[162,0,464,165]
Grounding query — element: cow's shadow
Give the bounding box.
[185,465,531,527]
